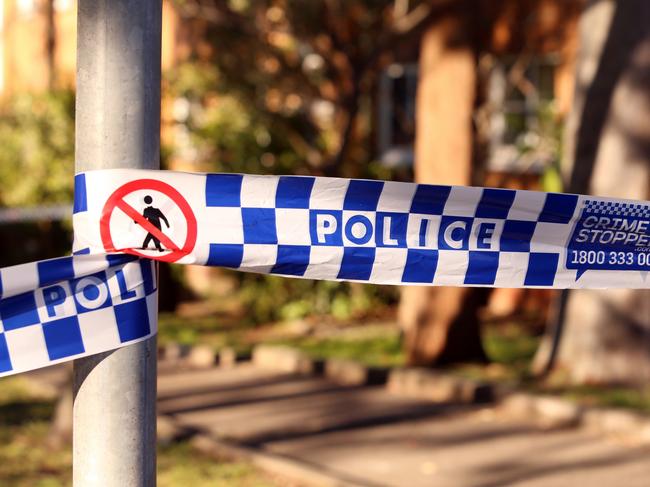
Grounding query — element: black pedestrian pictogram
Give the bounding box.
[137,195,170,252]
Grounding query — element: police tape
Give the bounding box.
[74,169,650,289]
[0,254,157,377]
[1,169,649,376]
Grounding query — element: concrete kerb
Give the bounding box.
[218,347,238,368]
[387,367,494,404]
[250,345,390,386]
[499,393,582,429]
[581,407,650,445]
[157,416,196,446]
[160,342,192,362]
[187,344,217,369]
[161,342,250,370]
[499,392,650,445]
[252,345,316,375]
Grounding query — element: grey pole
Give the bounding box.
[73,0,161,486]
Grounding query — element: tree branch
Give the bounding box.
[367,0,461,70]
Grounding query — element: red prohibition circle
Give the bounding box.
[100,179,197,263]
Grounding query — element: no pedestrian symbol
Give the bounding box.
[100,179,197,263]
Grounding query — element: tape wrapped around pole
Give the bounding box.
[73,169,650,289]
[0,254,157,377]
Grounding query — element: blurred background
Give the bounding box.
[0,0,648,486]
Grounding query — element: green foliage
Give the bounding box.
[0,91,75,207]
[158,313,219,346]
[236,272,398,324]
[168,0,428,176]
[275,330,404,368]
[540,164,563,193]
[509,100,565,193]
[0,91,76,264]
[483,322,540,367]
[0,422,71,487]
[536,101,565,193]
[158,443,281,487]
[165,63,303,175]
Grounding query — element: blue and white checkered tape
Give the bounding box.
[0,254,157,377]
[73,169,650,289]
[3,169,649,375]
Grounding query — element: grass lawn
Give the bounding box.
[0,377,285,487]
[269,324,405,368]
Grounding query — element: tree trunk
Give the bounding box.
[398,13,488,366]
[45,0,56,90]
[46,382,73,449]
[534,0,650,383]
[46,364,73,449]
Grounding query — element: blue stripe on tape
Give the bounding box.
[242,208,277,244]
[402,249,438,283]
[272,245,311,276]
[206,174,243,207]
[73,174,87,213]
[0,334,12,373]
[43,316,85,360]
[38,257,75,287]
[539,193,578,224]
[0,292,39,330]
[338,247,375,281]
[106,254,139,267]
[465,251,500,285]
[276,176,315,209]
[500,220,537,253]
[114,298,151,342]
[139,260,156,295]
[476,188,516,219]
[344,180,384,211]
[410,185,451,215]
[525,253,559,286]
[207,243,244,268]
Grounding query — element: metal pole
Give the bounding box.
[73,0,161,486]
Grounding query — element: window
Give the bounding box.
[486,56,560,174]
[377,63,417,169]
[375,57,561,174]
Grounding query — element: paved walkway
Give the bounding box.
[158,363,650,487]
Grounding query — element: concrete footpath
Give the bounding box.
[157,363,650,487]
